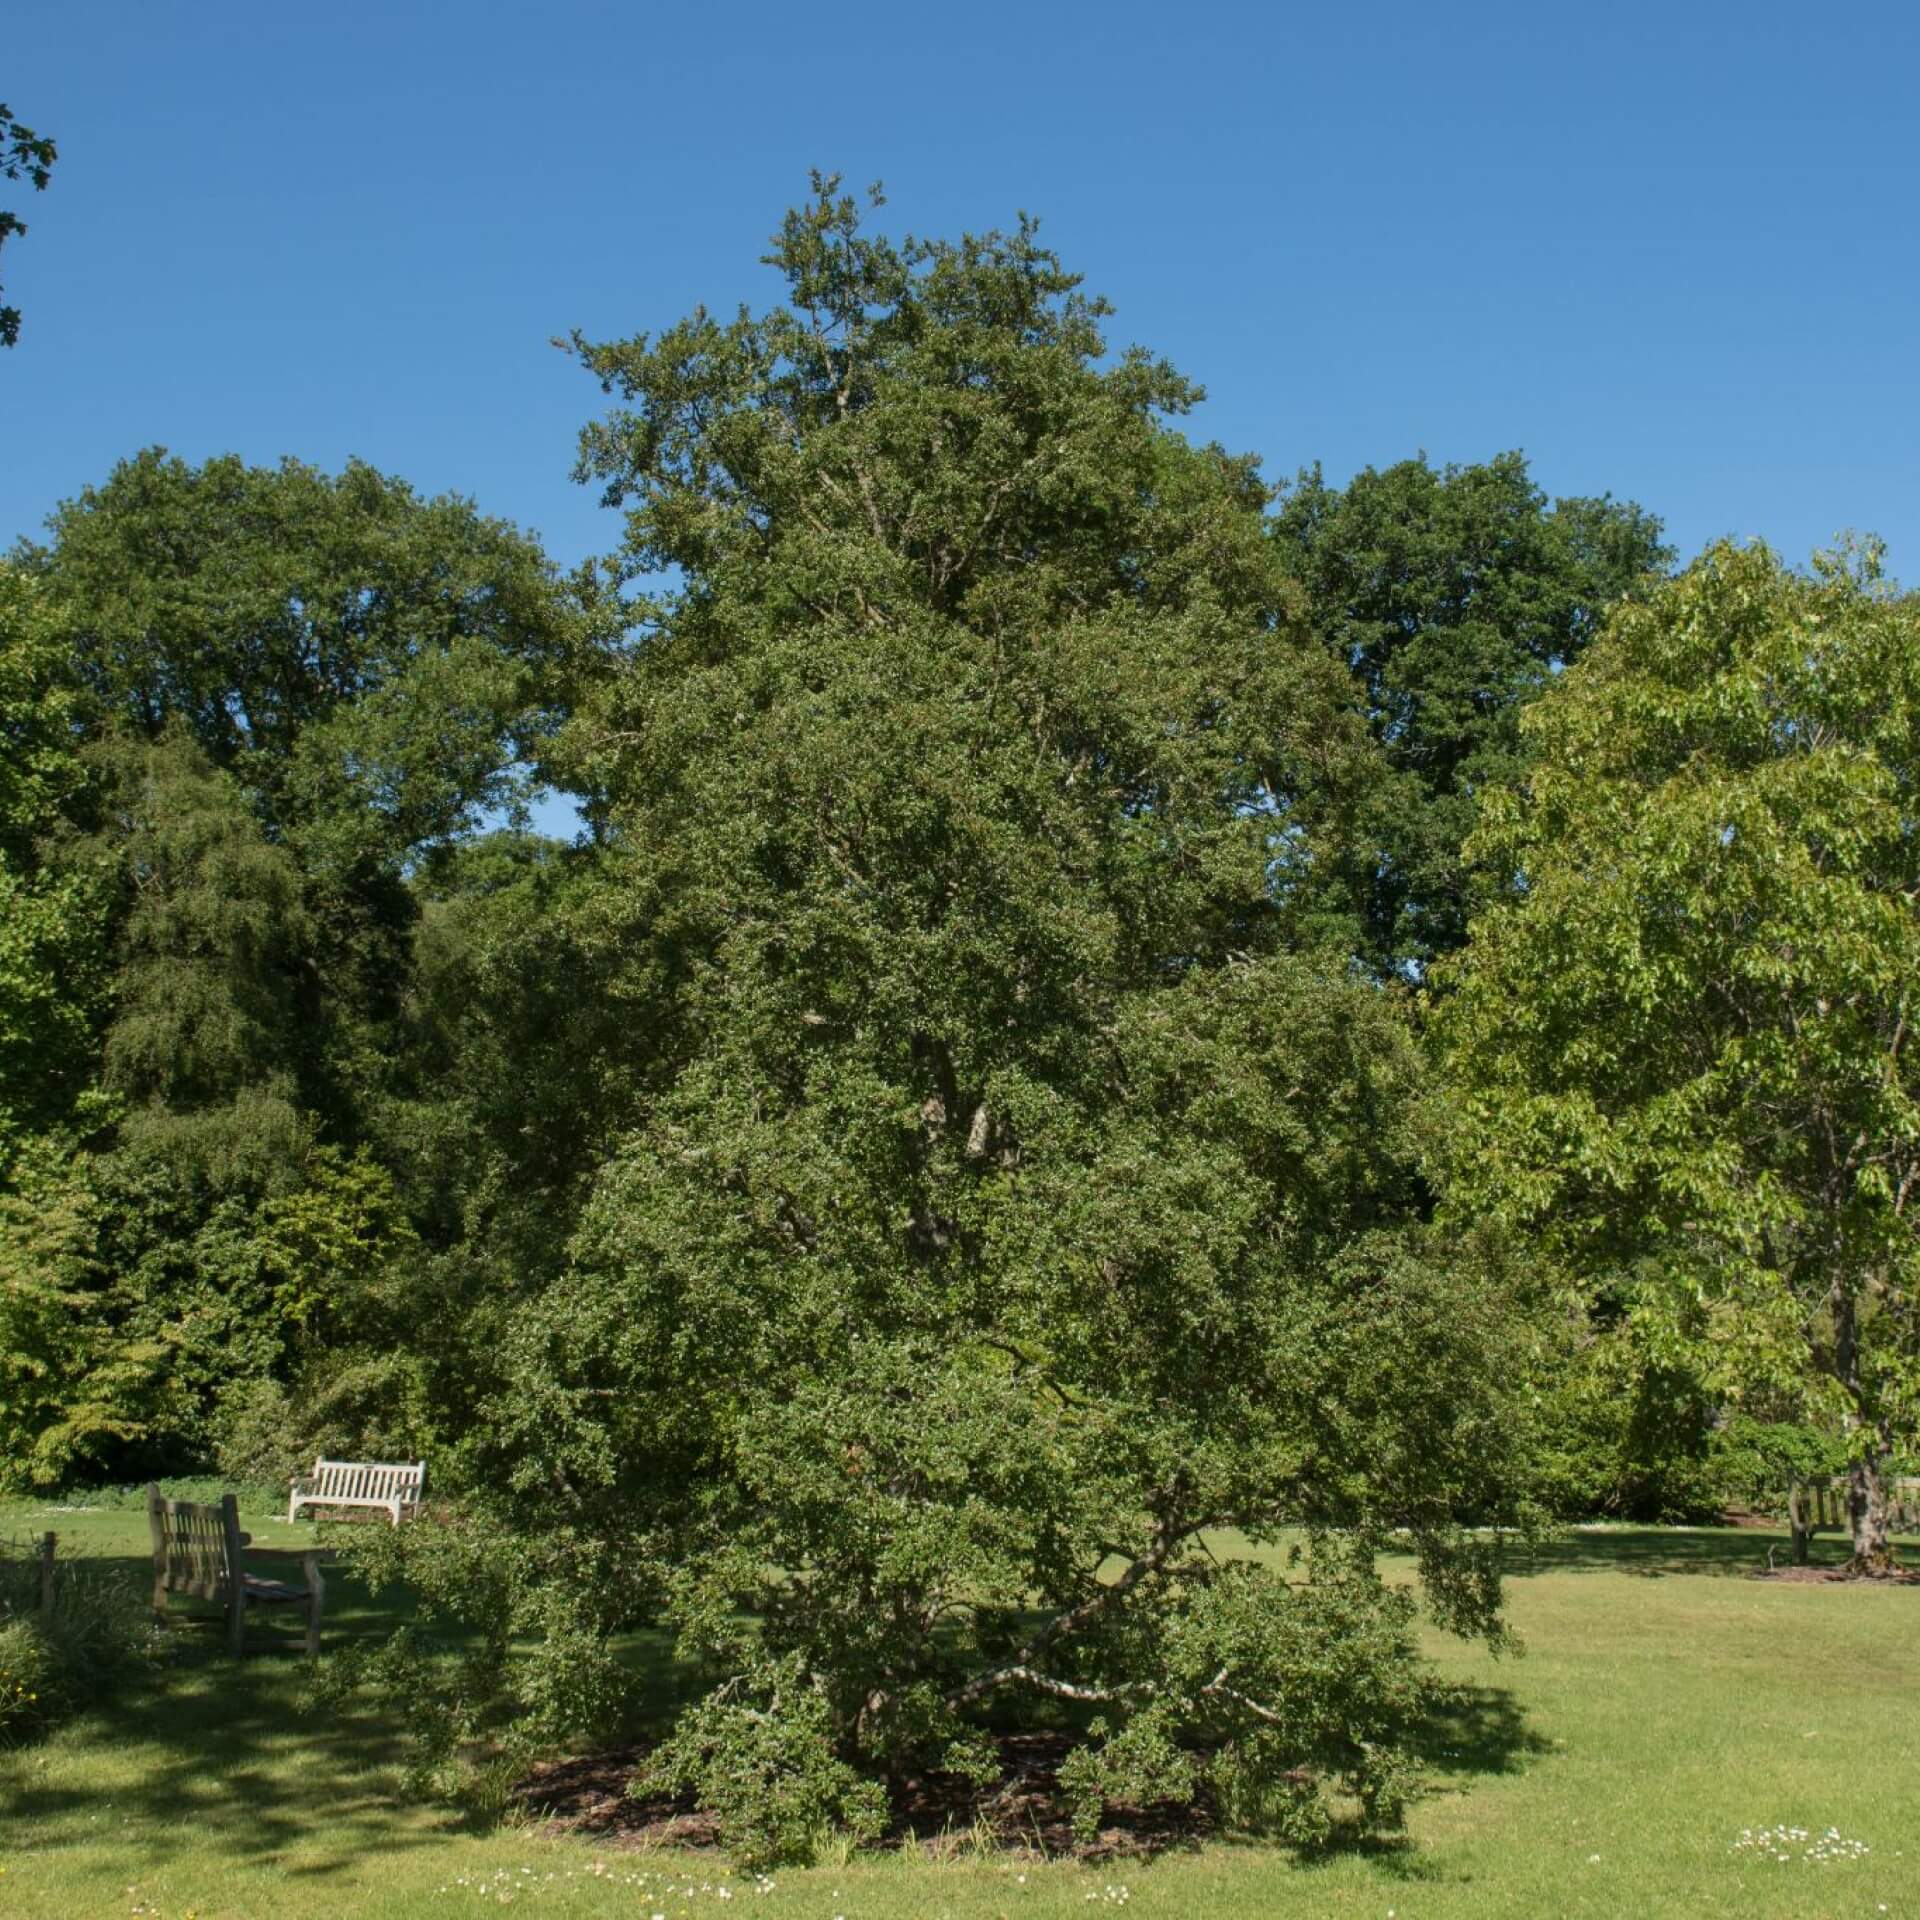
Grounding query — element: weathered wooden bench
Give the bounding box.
[146,1485,325,1656]
[1786,1474,1920,1562]
[287,1457,425,1527]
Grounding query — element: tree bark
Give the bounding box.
[1787,1479,1811,1566]
[1847,1449,1895,1575]
[1832,1281,1898,1575]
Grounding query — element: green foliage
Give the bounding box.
[89,726,311,1125]
[1526,1312,1723,1522]
[0,450,585,1484]
[635,1654,890,1869]
[0,100,57,348]
[1057,1546,1430,1849]
[312,1510,639,1816]
[215,1353,433,1493]
[30,449,581,863]
[0,1138,171,1491]
[307,1624,538,1818]
[1273,453,1668,975]
[1437,540,1920,1564]
[1709,1415,1853,1511]
[0,566,110,1144]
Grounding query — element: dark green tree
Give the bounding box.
[1272,452,1669,975]
[21,449,591,1136]
[0,565,108,1144]
[30,450,580,863]
[0,456,586,1482]
[413,181,1532,1861]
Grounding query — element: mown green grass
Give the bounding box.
[1,1500,1914,1919]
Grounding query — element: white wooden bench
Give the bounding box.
[147,1485,325,1656]
[287,1457,425,1527]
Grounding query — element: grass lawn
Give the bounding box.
[1,1501,1915,1919]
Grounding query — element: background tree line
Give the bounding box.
[4,178,1913,1856]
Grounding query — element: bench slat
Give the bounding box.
[288,1458,426,1527]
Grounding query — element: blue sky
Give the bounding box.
[4,1,1916,592]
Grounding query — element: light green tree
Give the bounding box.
[1437,540,1920,1571]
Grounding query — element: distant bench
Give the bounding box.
[287,1458,425,1528]
[147,1484,325,1656]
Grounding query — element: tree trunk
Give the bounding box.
[1847,1452,1895,1574]
[1832,1282,1898,1576]
[1786,1480,1811,1566]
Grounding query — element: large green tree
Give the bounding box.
[434,181,1531,1859]
[0,455,583,1482]
[1437,540,1920,1572]
[19,447,588,1140]
[1273,453,1669,975]
[0,565,108,1144]
[30,450,579,863]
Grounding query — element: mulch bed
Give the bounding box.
[1748,1563,1920,1585]
[511,1730,1215,1859]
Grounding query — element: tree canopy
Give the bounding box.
[0,453,582,1488]
[0,98,56,349]
[1272,452,1669,975]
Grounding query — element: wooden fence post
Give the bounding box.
[38,1532,55,1616]
[220,1494,247,1656]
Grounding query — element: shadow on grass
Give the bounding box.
[1507,1525,1919,1581]
[1410,1681,1551,1779]
[8,1542,1559,1879]
[0,1552,467,1877]
[1279,1681,1551,1884]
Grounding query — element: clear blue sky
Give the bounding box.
[5,1,1916,589]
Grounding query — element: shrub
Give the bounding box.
[0,1617,58,1743]
[634,1653,888,1869]
[304,1506,640,1817]
[0,1539,161,1744]
[215,1353,434,1493]
[1705,1418,1852,1511]
[32,1477,280,1513]
[1531,1323,1723,1522]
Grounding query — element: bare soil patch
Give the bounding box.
[511,1730,1215,1859]
[1748,1563,1920,1585]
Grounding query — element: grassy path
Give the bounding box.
[1,1505,1914,1918]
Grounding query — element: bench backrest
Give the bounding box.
[307,1459,425,1502]
[147,1486,244,1600]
